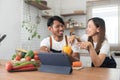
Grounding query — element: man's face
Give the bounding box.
[49,20,65,37]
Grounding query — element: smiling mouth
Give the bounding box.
[59,30,64,34]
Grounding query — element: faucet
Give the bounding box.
[0,34,7,43]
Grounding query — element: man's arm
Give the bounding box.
[69,52,80,62]
[39,37,50,52]
[70,38,80,62]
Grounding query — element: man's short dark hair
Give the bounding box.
[47,16,65,27]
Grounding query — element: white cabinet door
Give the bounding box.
[114,57,120,68]
[80,55,91,67]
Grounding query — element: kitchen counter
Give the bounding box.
[0,60,120,80]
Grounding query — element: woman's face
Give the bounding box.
[86,20,99,37]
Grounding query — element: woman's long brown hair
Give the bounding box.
[88,17,106,53]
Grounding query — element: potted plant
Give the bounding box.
[22,21,40,40]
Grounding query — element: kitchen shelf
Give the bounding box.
[42,15,52,19]
[25,1,51,10]
[61,12,86,17]
[65,26,86,30]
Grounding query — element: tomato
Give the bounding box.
[5,62,13,71]
[15,55,21,61]
[25,56,31,61]
[34,54,39,60]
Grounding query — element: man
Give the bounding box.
[40,16,80,62]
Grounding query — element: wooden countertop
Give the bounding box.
[0,59,120,80]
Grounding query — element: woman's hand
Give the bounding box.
[77,41,92,50]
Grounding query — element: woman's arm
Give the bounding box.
[87,42,106,67]
[77,41,106,67]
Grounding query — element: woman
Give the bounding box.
[74,17,116,68]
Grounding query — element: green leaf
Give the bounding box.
[30,30,32,33]
[38,35,40,39]
[22,20,40,40]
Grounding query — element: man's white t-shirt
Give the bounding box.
[80,34,110,56]
[40,35,80,53]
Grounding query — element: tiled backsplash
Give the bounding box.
[21,1,86,51]
[21,2,51,50]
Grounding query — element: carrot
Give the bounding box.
[12,64,34,70]
[72,61,82,67]
[17,66,37,71]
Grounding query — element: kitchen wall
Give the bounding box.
[21,0,87,50]
[21,1,51,50]
[0,0,22,59]
[118,0,120,43]
[20,0,120,68]
[0,0,119,60]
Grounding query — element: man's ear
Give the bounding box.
[48,26,52,31]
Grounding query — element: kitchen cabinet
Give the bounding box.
[80,54,91,67]
[114,56,120,68]
[112,51,120,68]
[80,52,120,68]
[81,55,120,68]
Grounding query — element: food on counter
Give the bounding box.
[25,50,34,59]
[19,52,26,58]
[34,54,39,60]
[11,49,40,61]
[5,62,13,71]
[5,48,40,72]
[12,54,16,60]
[5,61,38,72]
[16,48,28,53]
[12,48,27,60]
[15,55,21,61]
[62,45,72,55]
[33,50,39,55]
[25,56,31,61]
[72,61,82,67]
[16,66,37,71]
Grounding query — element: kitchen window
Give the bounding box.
[92,6,118,44]
[87,0,119,44]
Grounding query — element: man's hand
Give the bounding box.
[68,35,81,45]
[40,46,50,52]
[68,35,76,45]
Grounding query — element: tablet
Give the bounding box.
[38,52,72,74]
